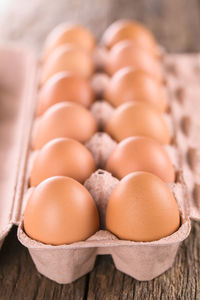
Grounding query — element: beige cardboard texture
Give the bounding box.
[165,54,200,220]
[18,193,190,283]
[0,46,199,283]
[0,46,37,245]
[17,52,193,283]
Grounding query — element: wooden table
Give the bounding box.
[0,1,200,299]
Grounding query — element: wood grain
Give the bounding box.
[0,227,88,300]
[88,221,200,300]
[0,222,199,300]
[0,0,199,299]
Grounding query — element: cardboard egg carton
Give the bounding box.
[0,45,199,284]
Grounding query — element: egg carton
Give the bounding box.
[0,45,199,284]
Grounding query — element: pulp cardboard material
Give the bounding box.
[0,46,199,283]
[0,46,37,241]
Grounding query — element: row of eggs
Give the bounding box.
[34,82,170,149]
[24,20,180,246]
[40,20,162,83]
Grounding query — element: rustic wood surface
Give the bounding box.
[0,0,200,299]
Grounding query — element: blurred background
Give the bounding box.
[0,0,200,53]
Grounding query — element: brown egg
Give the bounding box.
[104,40,163,81]
[43,23,96,61]
[30,138,96,186]
[37,72,95,116]
[105,102,170,144]
[102,19,158,55]
[106,172,180,242]
[104,68,167,112]
[106,136,175,182]
[40,44,94,85]
[32,102,97,150]
[24,176,99,245]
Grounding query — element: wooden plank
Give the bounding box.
[0,228,87,300]
[87,221,200,300]
[1,221,199,300]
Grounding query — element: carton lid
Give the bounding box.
[0,45,37,242]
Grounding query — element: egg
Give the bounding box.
[104,40,163,81]
[24,176,99,245]
[106,136,175,182]
[105,102,170,144]
[32,102,97,150]
[106,172,180,242]
[104,68,167,112]
[40,44,94,85]
[43,23,96,61]
[30,138,96,186]
[37,72,95,116]
[102,19,158,55]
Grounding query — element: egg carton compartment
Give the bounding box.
[17,62,191,283]
[18,169,190,284]
[0,45,199,284]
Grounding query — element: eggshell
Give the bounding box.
[32,102,97,149]
[105,102,171,144]
[40,44,94,85]
[37,72,95,116]
[30,138,96,186]
[24,176,100,245]
[106,172,180,242]
[102,19,158,55]
[43,23,96,61]
[106,136,175,182]
[104,68,167,112]
[104,40,163,81]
